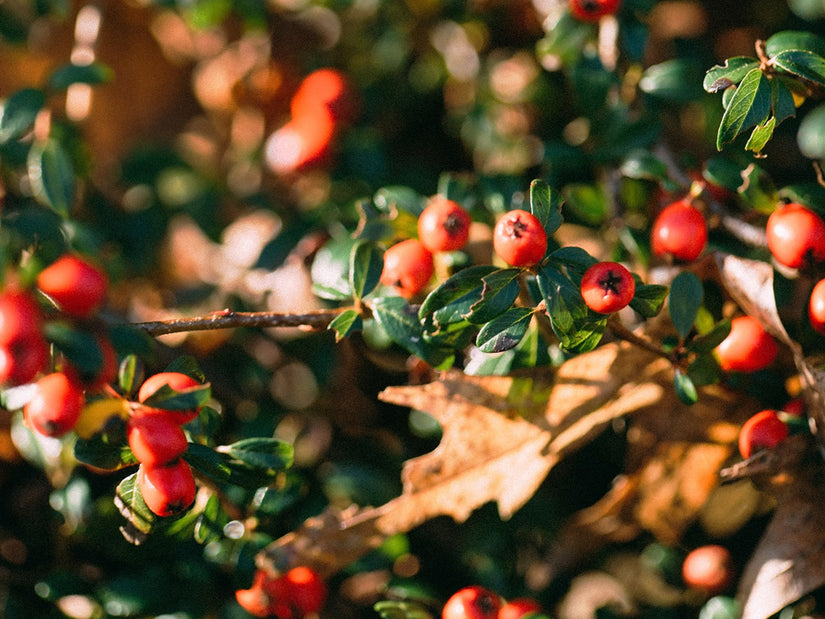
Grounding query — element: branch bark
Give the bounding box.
[133,308,346,337]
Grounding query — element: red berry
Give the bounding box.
[0,289,42,346]
[138,372,203,424]
[651,199,707,262]
[128,412,189,466]
[809,278,825,335]
[0,334,49,386]
[498,598,543,619]
[380,239,435,298]
[569,0,621,22]
[137,458,196,517]
[766,202,825,269]
[580,261,635,314]
[682,545,734,594]
[739,409,789,459]
[235,575,272,618]
[263,566,327,619]
[443,586,503,619]
[715,315,778,373]
[37,254,108,317]
[265,113,336,175]
[493,210,547,268]
[24,372,85,437]
[290,68,358,125]
[418,198,471,252]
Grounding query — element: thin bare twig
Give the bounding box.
[133,308,347,337]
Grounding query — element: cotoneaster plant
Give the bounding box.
[418,197,471,252]
[492,209,547,268]
[650,199,708,262]
[765,202,825,270]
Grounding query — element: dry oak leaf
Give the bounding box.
[260,340,668,577]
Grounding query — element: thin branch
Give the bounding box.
[606,314,671,361]
[133,308,347,337]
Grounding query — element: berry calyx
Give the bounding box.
[715,315,779,373]
[128,411,189,466]
[498,598,543,619]
[137,458,196,517]
[650,199,708,262]
[418,197,471,252]
[809,278,825,336]
[682,545,734,594]
[580,261,635,314]
[24,372,85,437]
[569,0,621,22]
[443,585,503,619]
[138,372,204,424]
[380,239,435,299]
[766,202,825,269]
[739,409,789,459]
[492,210,548,268]
[37,254,108,318]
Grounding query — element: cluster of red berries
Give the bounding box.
[129,371,202,517]
[265,68,357,175]
[0,254,114,438]
[235,566,327,619]
[442,585,543,619]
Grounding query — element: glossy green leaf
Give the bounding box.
[738,163,778,212]
[797,103,825,159]
[772,78,797,127]
[374,296,454,368]
[629,282,668,318]
[688,352,722,387]
[141,381,211,411]
[184,443,232,483]
[529,178,563,236]
[74,425,136,471]
[548,246,598,282]
[673,368,698,405]
[0,88,45,144]
[745,116,776,154]
[218,437,293,471]
[194,492,226,545]
[668,271,703,339]
[639,59,704,102]
[766,30,825,58]
[772,50,825,87]
[536,265,603,351]
[373,600,434,619]
[115,472,157,535]
[716,68,772,150]
[47,62,113,91]
[374,185,424,215]
[311,236,358,300]
[689,319,731,353]
[329,309,362,341]
[118,354,141,396]
[349,240,383,300]
[164,355,205,382]
[476,307,533,353]
[703,57,759,93]
[43,322,104,379]
[465,268,521,324]
[27,138,76,216]
[419,265,498,320]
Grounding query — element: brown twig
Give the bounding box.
[606,314,670,361]
[133,308,347,337]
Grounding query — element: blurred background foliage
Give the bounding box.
[1,0,825,617]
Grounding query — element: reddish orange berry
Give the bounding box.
[138,372,203,424]
[809,278,825,335]
[128,412,189,466]
[137,458,196,517]
[24,372,85,437]
[263,566,328,619]
[766,203,825,269]
[580,261,635,314]
[739,409,789,459]
[418,198,471,252]
[0,334,49,386]
[37,254,107,318]
[498,597,543,619]
[290,68,358,125]
[235,572,272,618]
[0,289,42,346]
[265,113,336,175]
[682,545,734,594]
[380,239,435,298]
[569,0,621,22]
[651,199,707,262]
[493,210,547,268]
[443,586,503,619]
[715,315,778,373]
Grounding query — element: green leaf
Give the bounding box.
[329,309,362,341]
[164,355,205,382]
[43,322,104,379]
[766,30,825,58]
[373,600,434,619]
[703,157,745,193]
[47,63,113,91]
[745,115,776,154]
[74,425,136,471]
[629,282,668,318]
[27,139,76,216]
[716,68,772,150]
[689,319,731,353]
[537,264,605,351]
[349,240,383,300]
[548,246,598,282]
[374,185,425,216]
[639,59,704,102]
[0,88,45,144]
[374,296,454,368]
[529,178,563,236]
[218,437,294,471]
[738,163,778,212]
[311,236,358,301]
[465,268,521,325]
[184,443,232,484]
[772,50,825,87]
[476,307,534,353]
[115,472,157,535]
[703,57,759,93]
[419,265,498,321]
[562,183,608,226]
[673,369,698,405]
[118,354,140,396]
[687,352,722,387]
[142,382,211,411]
[619,149,670,182]
[668,271,703,339]
[194,492,226,545]
[772,78,797,127]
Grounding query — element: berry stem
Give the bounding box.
[606,315,671,360]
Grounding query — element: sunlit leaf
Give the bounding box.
[115,472,157,535]
[630,282,669,318]
[745,116,776,154]
[476,307,533,353]
[673,369,698,405]
[529,178,564,236]
[703,57,759,93]
[465,268,521,325]
[27,138,76,216]
[0,88,45,144]
[773,50,825,87]
[218,437,294,471]
[669,271,703,339]
[329,309,362,341]
[765,30,825,58]
[419,265,498,321]
[716,68,772,150]
[640,59,704,101]
[349,240,383,300]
